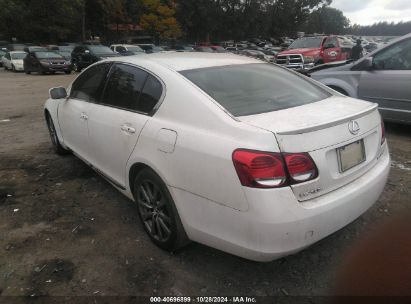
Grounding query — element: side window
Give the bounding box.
[102,64,148,111]
[324,37,338,49]
[117,46,126,52]
[139,75,163,113]
[373,39,411,70]
[70,63,111,102]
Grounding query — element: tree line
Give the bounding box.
[0,0,409,44]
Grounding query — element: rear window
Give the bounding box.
[180,63,330,117]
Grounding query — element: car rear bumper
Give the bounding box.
[171,144,390,262]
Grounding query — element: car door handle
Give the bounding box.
[121,124,136,134]
[80,113,88,120]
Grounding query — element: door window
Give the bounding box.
[139,75,163,113]
[117,46,126,52]
[102,64,148,112]
[324,37,338,49]
[70,63,111,102]
[373,39,411,70]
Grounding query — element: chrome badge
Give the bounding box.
[348,120,360,135]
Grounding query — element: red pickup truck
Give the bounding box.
[276,35,353,71]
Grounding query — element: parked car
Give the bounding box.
[110,44,145,56]
[239,49,265,60]
[194,46,214,53]
[210,46,227,53]
[49,45,76,61]
[2,51,26,71]
[310,33,411,124]
[24,46,48,53]
[71,45,118,72]
[276,36,352,71]
[44,53,389,261]
[225,47,238,53]
[24,51,71,74]
[174,45,194,52]
[136,44,164,54]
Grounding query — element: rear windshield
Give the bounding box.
[289,37,323,49]
[180,63,330,117]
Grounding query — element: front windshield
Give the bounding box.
[289,37,323,49]
[35,51,63,59]
[89,46,114,54]
[181,63,330,117]
[11,52,26,59]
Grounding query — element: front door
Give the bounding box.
[88,63,164,188]
[58,63,111,160]
[358,38,411,123]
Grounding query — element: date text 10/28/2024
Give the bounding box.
[150,297,257,303]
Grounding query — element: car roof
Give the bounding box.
[107,52,261,71]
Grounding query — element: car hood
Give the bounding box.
[278,48,320,56]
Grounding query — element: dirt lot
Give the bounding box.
[0,68,410,298]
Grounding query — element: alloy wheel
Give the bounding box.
[136,180,172,242]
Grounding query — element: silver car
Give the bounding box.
[310,33,411,124]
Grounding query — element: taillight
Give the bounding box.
[232,150,318,188]
[232,150,287,188]
[283,153,318,184]
[381,118,386,145]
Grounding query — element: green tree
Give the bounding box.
[304,6,350,34]
[140,0,182,41]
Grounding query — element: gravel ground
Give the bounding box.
[0,68,410,298]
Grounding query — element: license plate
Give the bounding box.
[337,140,366,173]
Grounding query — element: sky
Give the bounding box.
[330,0,411,25]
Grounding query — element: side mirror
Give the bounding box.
[49,87,67,99]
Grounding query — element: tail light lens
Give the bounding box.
[232,150,287,188]
[283,153,318,183]
[232,150,318,188]
[381,118,386,145]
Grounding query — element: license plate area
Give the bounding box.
[337,139,366,173]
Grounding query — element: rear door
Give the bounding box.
[88,63,164,188]
[58,63,111,160]
[358,37,411,123]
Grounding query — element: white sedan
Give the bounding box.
[2,51,26,71]
[44,53,390,261]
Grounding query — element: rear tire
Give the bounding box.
[133,168,189,251]
[46,113,69,155]
[64,70,71,75]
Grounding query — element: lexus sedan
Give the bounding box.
[44,53,390,261]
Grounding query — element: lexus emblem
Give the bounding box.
[348,120,360,135]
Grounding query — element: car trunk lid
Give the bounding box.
[239,97,383,201]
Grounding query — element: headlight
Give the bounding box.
[303,56,315,63]
[64,61,71,65]
[40,60,50,65]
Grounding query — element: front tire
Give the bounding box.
[133,169,189,251]
[12,64,16,72]
[46,113,69,155]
